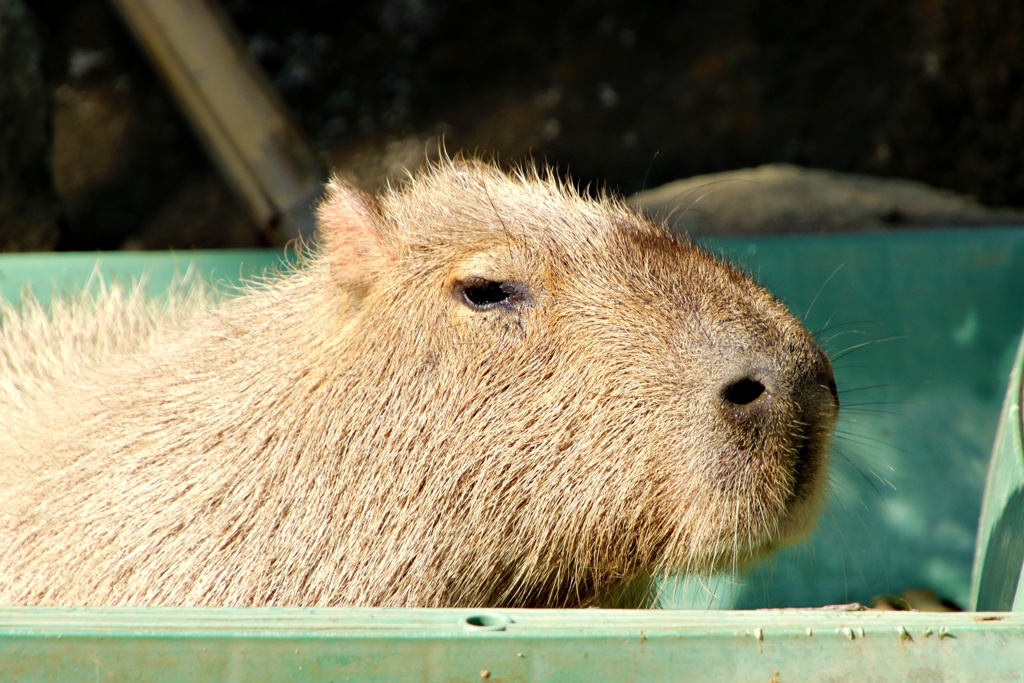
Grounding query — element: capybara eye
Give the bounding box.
[457,278,529,311]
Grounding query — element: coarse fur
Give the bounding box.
[0,158,838,608]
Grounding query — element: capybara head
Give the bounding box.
[0,158,838,608]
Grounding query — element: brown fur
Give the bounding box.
[0,159,838,607]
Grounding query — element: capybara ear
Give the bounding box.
[317,175,393,288]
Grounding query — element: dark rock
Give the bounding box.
[0,0,60,251]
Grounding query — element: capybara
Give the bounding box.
[0,158,838,608]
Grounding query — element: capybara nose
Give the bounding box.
[718,346,838,423]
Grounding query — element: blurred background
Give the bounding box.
[3,0,1023,251]
[3,0,1024,611]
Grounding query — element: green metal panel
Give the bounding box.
[0,249,288,305]
[971,330,1024,611]
[0,608,1022,682]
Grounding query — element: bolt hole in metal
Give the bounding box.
[463,612,512,631]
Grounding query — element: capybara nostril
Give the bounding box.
[721,375,769,410]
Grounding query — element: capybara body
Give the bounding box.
[0,159,838,607]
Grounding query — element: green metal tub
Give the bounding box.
[1,227,1023,681]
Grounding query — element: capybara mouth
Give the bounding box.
[787,429,822,509]
[780,370,839,536]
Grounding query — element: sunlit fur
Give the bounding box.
[0,158,838,607]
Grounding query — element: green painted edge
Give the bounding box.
[970,328,1024,610]
[0,605,1019,635]
[0,609,1022,683]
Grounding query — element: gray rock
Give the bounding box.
[631,164,1024,236]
